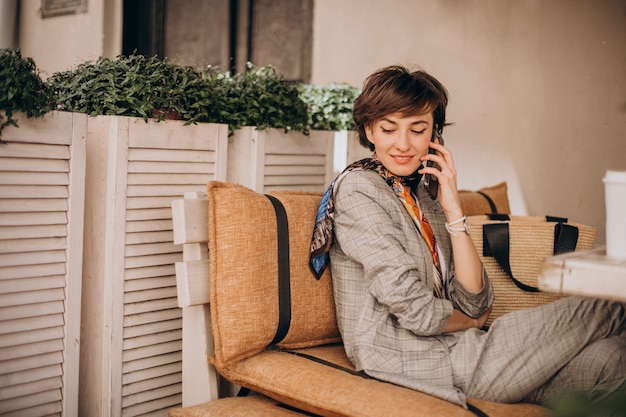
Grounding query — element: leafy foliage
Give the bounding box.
[48,54,225,125]
[0,48,53,137]
[299,83,360,131]
[3,50,360,137]
[216,62,309,133]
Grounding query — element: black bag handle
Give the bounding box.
[476,191,498,214]
[482,219,579,292]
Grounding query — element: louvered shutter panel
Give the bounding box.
[227,127,335,194]
[0,112,87,417]
[80,116,228,417]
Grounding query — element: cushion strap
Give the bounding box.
[283,349,490,417]
[266,195,292,345]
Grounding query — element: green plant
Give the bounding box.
[0,48,53,138]
[219,62,309,133]
[299,83,360,131]
[48,54,225,125]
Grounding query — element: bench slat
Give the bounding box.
[172,195,209,245]
[175,259,210,308]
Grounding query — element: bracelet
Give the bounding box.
[445,216,470,236]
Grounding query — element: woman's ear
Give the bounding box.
[364,125,375,145]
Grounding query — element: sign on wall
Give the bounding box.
[41,0,87,18]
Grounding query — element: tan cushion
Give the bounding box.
[217,345,548,417]
[459,182,511,215]
[207,182,340,370]
[168,396,304,417]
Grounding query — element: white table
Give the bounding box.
[538,246,626,302]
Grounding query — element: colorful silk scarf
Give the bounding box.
[309,157,445,298]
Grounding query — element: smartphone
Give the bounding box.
[424,127,444,200]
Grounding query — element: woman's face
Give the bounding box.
[365,111,434,177]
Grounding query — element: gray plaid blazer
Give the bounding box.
[330,170,494,406]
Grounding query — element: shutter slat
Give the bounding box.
[0,225,67,240]
[123,330,182,351]
[0,142,70,160]
[123,309,181,328]
[0,172,69,186]
[124,287,177,304]
[124,276,175,292]
[124,253,181,270]
[122,372,181,397]
[126,220,172,234]
[127,148,215,163]
[121,393,181,417]
[0,198,68,212]
[123,319,181,339]
[126,210,173,223]
[128,161,213,174]
[127,173,212,186]
[0,339,64,362]
[126,184,208,198]
[0,288,65,308]
[0,326,64,349]
[122,352,181,375]
[121,362,182,386]
[0,263,66,281]
[0,237,67,254]
[125,265,175,280]
[0,315,64,335]
[0,212,67,227]
[0,276,65,294]
[0,387,61,413]
[0,185,69,199]
[124,299,179,316]
[121,383,181,408]
[0,376,62,401]
[0,157,68,173]
[125,242,179,258]
[0,301,64,321]
[0,364,62,389]
[0,351,63,374]
[0,251,66,268]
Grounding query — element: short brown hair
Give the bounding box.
[353,65,449,151]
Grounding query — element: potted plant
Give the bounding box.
[0,48,54,138]
[47,54,230,417]
[48,54,228,125]
[299,82,359,132]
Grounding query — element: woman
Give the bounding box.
[310,65,625,408]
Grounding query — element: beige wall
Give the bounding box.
[18,0,122,76]
[15,0,626,243]
[313,0,626,245]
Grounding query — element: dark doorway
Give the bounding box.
[121,0,312,81]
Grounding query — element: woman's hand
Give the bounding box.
[419,138,463,221]
[444,306,492,333]
[421,135,485,295]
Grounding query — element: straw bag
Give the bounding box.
[467,214,596,326]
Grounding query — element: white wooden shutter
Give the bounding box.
[227,127,335,193]
[0,112,87,417]
[80,116,228,417]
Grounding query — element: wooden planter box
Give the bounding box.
[79,116,228,417]
[0,111,87,417]
[227,127,335,193]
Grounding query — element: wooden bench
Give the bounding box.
[169,182,548,417]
